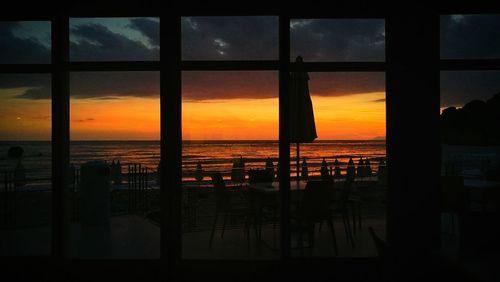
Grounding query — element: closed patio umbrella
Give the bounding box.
[290,56,317,180]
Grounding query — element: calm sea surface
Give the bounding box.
[0,140,386,183]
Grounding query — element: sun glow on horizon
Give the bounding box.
[1,90,386,141]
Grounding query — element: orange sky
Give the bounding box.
[0,86,386,141]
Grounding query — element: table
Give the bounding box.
[247,180,307,194]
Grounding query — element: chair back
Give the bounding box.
[441,175,465,212]
[333,179,353,210]
[248,169,273,183]
[211,172,230,211]
[299,180,334,224]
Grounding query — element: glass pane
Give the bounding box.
[0,22,51,64]
[182,71,279,259]
[69,71,160,258]
[288,72,386,257]
[0,74,51,255]
[440,71,500,258]
[290,19,385,62]
[70,18,159,61]
[182,17,278,60]
[441,15,500,59]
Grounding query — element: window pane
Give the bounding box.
[0,22,51,64]
[182,17,278,60]
[69,71,160,258]
[290,19,385,62]
[288,72,386,257]
[0,74,51,255]
[441,15,500,59]
[70,18,159,61]
[440,71,500,257]
[182,71,279,259]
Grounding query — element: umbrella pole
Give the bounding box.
[296,143,300,181]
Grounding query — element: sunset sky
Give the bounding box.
[2,15,499,140]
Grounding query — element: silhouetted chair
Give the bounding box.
[292,180,338,255]
[209,172,252,248]
[441,175,465,237]
[329,179,355,249]
[248,169,278,241]
[348,183,363,236]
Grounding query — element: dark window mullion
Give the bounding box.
[439,59,500,71]
[181,60,279,71]
[0,64,52,73]
[51,14,70,258]
[162,14,182,272]
[290,62,386,72]
[279,14,291,261]
[68,61,161,72]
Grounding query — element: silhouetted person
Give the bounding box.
[7,146,23,159]
[365,159,372,176]
[301,157,309,180]
[357,157,365,177]
[13,160,26,188]
[265,157,274,180]
[195,161,203,183]
[333,158,341,178]
[320,157,329,180]
[346,157,355,181]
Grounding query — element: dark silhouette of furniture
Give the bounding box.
[330,180,356,249]
[441,175,465,237]
[291,180,338,255]
[209,172,253,248]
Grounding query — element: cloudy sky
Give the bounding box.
[1,15,499,140]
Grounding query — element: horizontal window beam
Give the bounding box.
[0,64,52,73]
[440,59,500,71]
[181,60,279,71]
[68,61,161,72]
[290,62,386,72]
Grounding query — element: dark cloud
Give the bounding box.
[441,15,500,59]
[0,22,51,64]
[182,71,278,100]
[75,118,95,122]
[0,74,51,99]
[129,18,159,47]
[1,72,158,100]
[182,72,384,101]
[372,98,386,103]
[182,17,278,60]
[291,19,385,61]
[70,23,159,61]
[6,71,383,101]
[309,72,385,97]
[69,72,159,99]
[18,86,52,99]
[441,71,500,107]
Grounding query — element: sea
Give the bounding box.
[0,140,386,185]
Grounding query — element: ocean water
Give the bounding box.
[0,140,386,183]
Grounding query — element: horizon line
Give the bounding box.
[0,139,386,142]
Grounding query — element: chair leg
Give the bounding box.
[298,230,304,256]
[352,203,357,236]
[308,225,315,249]
[221,213,228,238]
[244,215,251,249]
[327,218,338,256]
[342,214,350,242]
[344,211,355,249]
[209,213,218,248]
[357,202,362,231]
